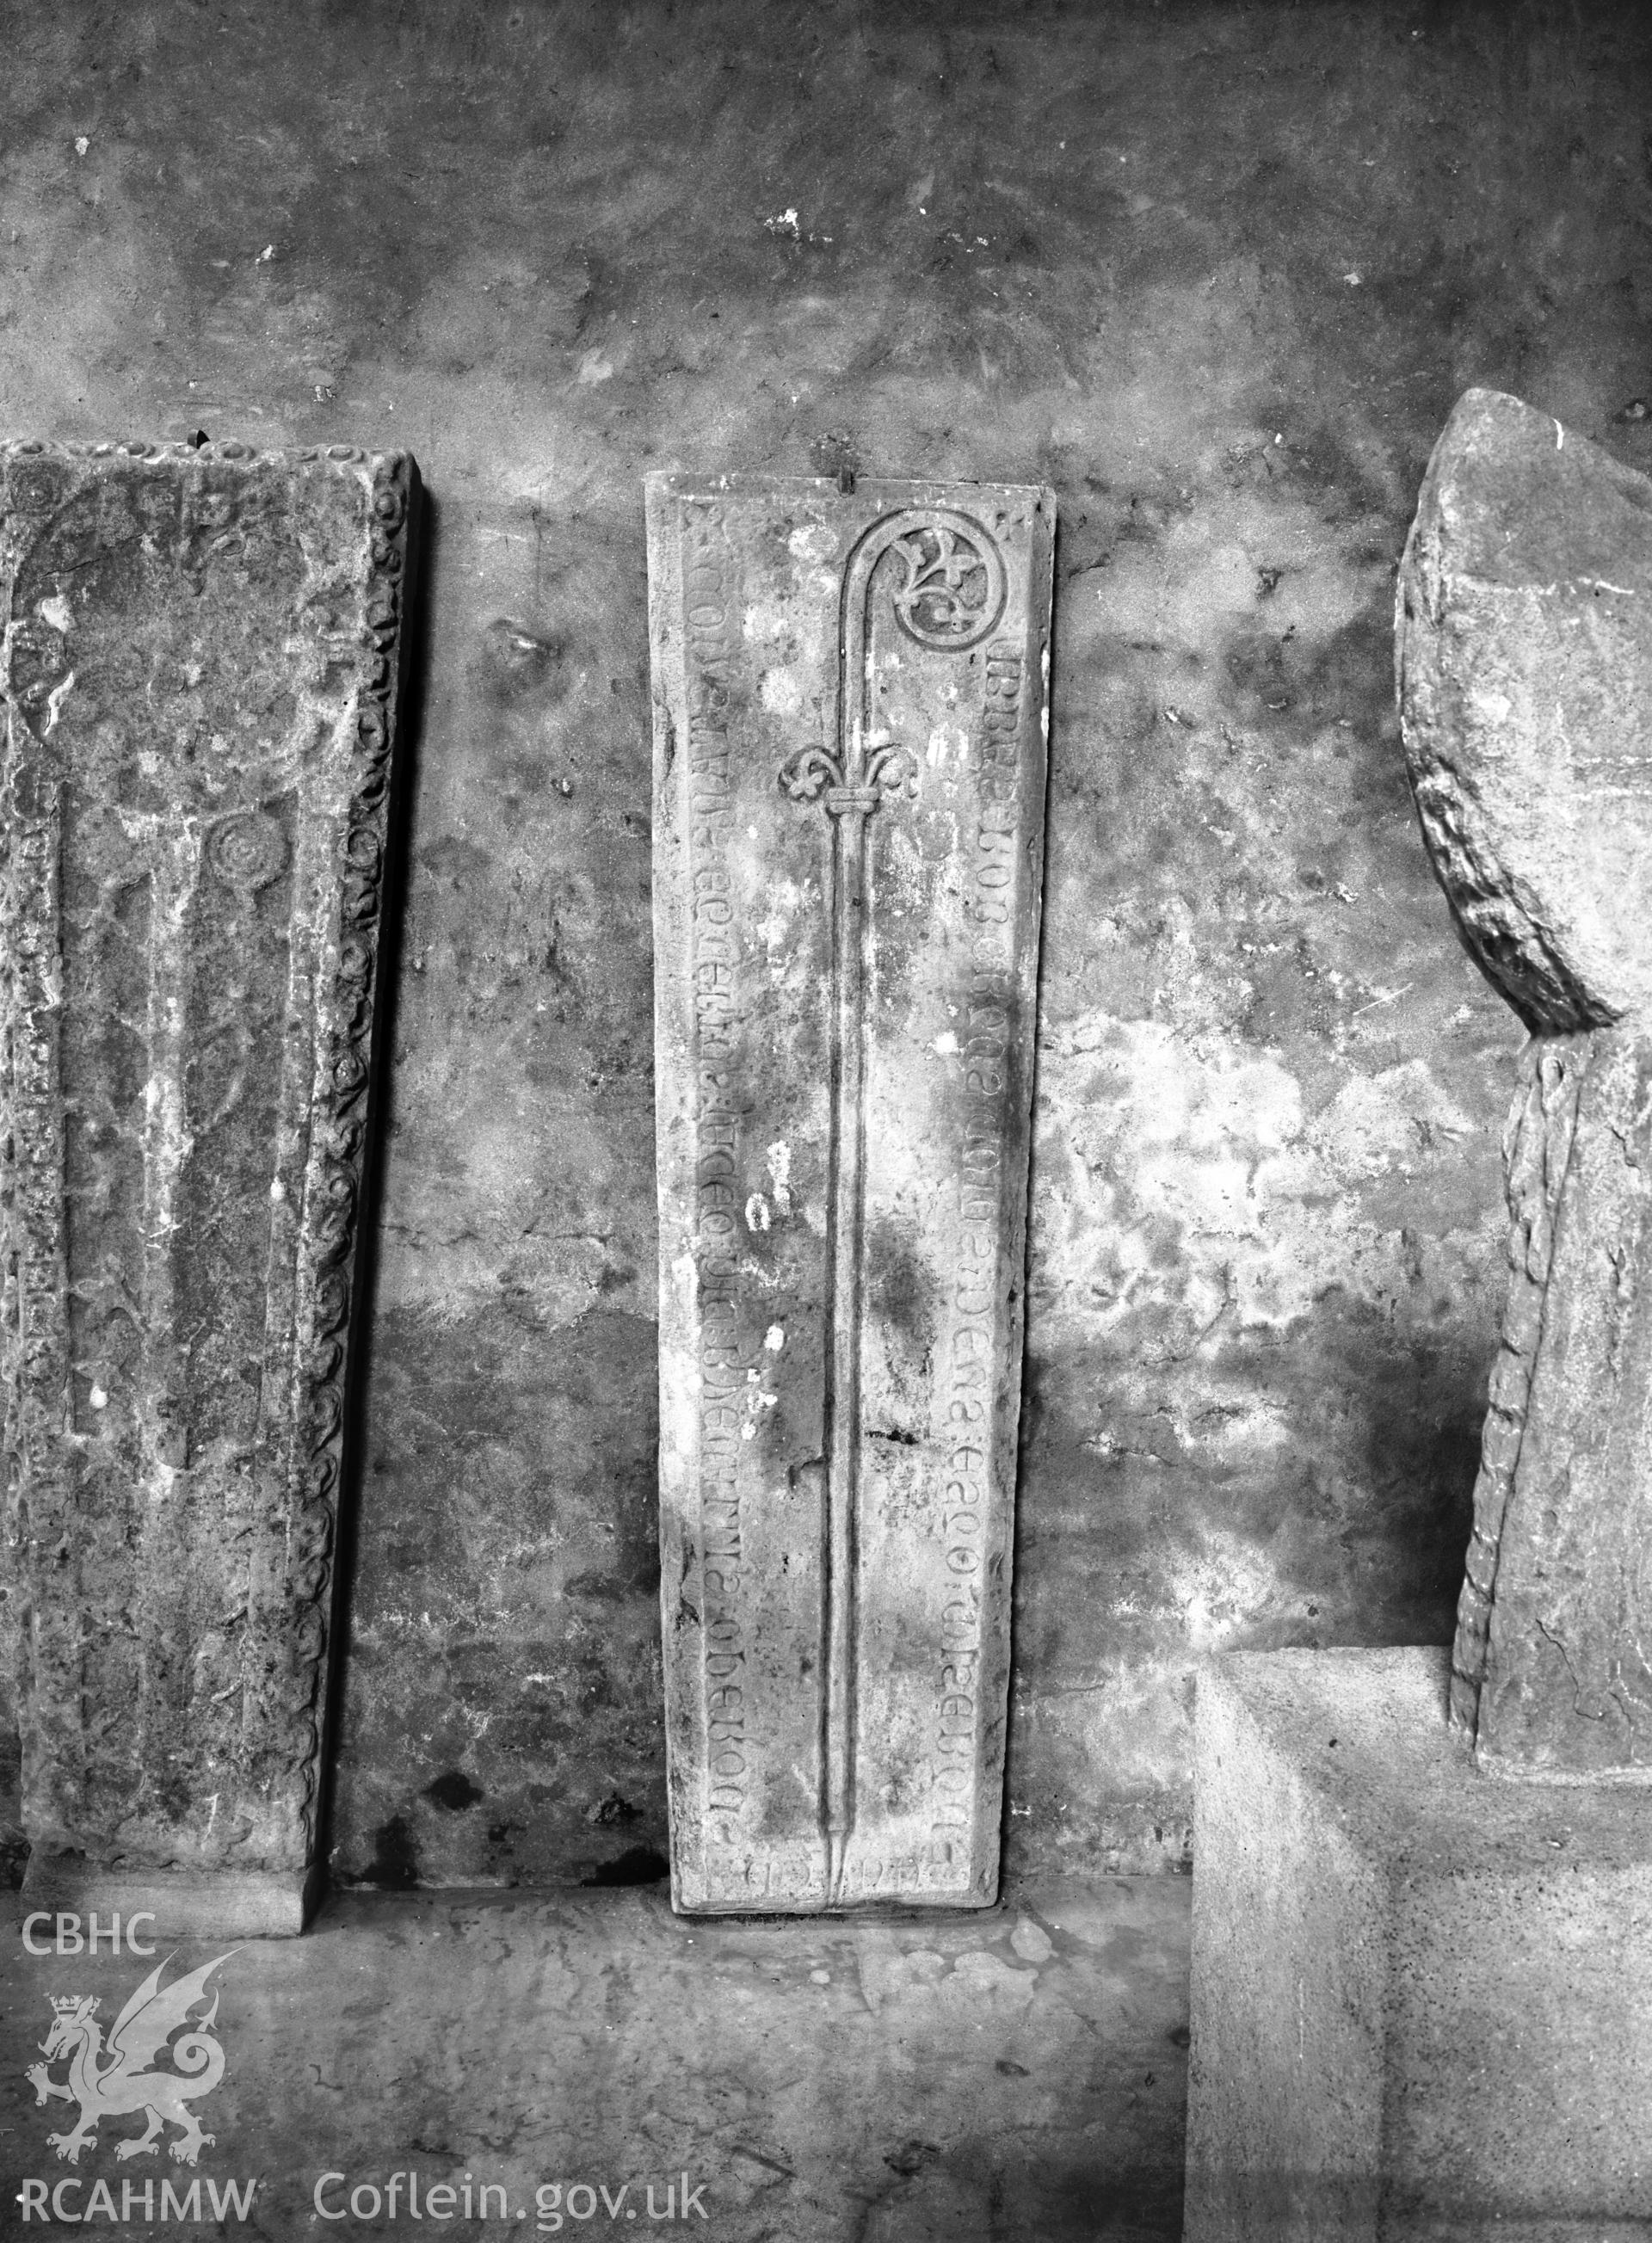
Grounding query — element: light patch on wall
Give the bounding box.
[1035,1013,1492,1349]
[1173,1531,1293,1648]
[1310,1060,1475,1182]
[1095,489,1384,650]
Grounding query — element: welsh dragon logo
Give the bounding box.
[26,1951,234,2167]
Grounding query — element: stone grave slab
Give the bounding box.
[1396,387,1652,1775]
[1,438,419,1933]
[647,474,1053,1913]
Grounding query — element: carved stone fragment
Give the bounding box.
[1396,387,1652,1775]
[648,476,1053,1910]
[1,438,418,1931]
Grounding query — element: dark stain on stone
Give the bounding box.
[563,1571,633,1603]
[884,2140,942,2177]
[476,616,567,706]
[580,1845,669,1888]
[416,831,493,889]
[1222,625,1295,712]
[865,1219,935,1354]
[355,1815,421,1889]
[1008,1288,1489,1870]
[0,1671,20,1871]
[425,1769,485,1812]
[996,2058,1030,2077]
[1296,606,1403,749]
[809,427,860,482]
[586,1791,643,1826]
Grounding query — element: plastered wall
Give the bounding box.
[3,0,1649,1888]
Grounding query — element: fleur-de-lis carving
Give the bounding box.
[779,739,917,817]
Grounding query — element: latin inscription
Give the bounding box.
[934,642,1024,1837]
[683,505,752,1845]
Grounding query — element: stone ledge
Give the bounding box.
[1185,1646,1652,2242]
[16,1858,322,1940]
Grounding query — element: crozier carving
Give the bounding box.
[648,475,1052,1910]
[1,439,418,1925]
[1396,387,1652,1777]
[780,509,1007,1901]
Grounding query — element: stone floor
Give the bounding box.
[3,1876,1189,2240]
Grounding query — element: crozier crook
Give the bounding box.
[1396,385,1652,1778]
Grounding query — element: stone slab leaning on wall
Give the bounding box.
[648,476,1053,1913]
[1,439,419,1936]
[1396,385,1652,1778]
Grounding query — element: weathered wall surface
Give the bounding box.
[2,0,1649,1889]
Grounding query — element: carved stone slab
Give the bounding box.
[1397,385,1652,1032]
[1466,1027,1652,1775]
[648,474,1053,1912]
[1396,389,1652,1778]
[1,438,418,1930]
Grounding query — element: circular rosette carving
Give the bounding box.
[887,517,1007,650]
[206,808,290,891]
